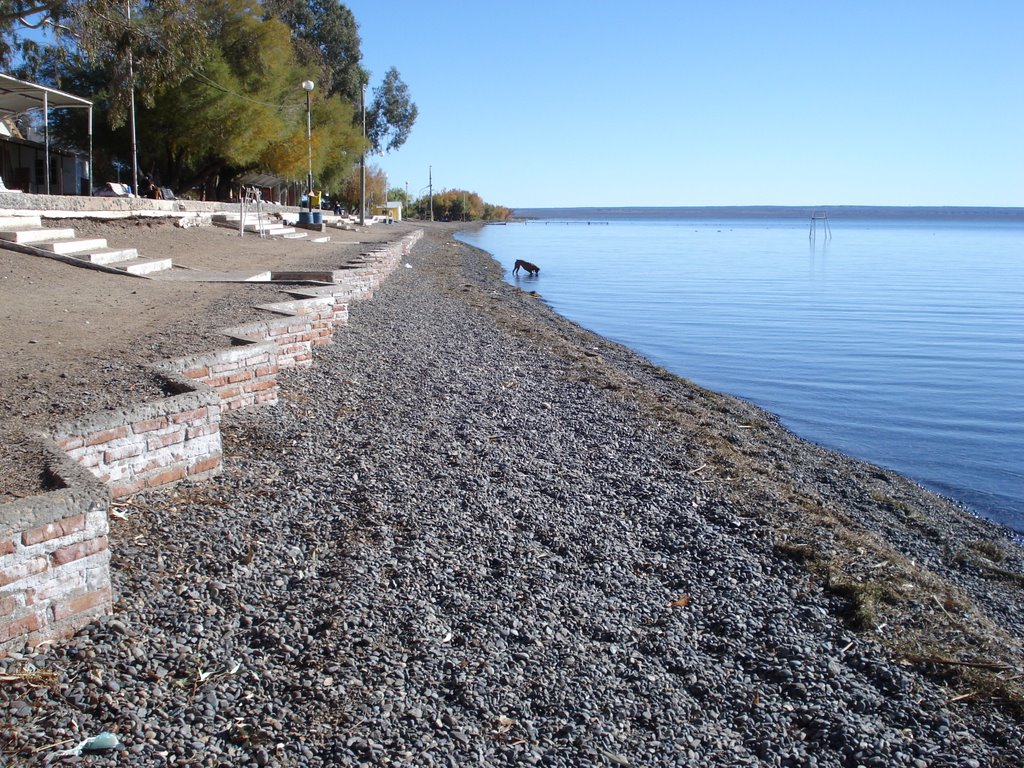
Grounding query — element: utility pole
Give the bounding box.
[126,1,138,196]
[429,165,433,222]
[359,84,366,226]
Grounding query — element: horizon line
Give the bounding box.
[511,204,1024,211]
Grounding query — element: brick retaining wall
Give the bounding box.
[163,342,281,413]
[1,443,111,653]
[51,386,224,500]
[1,228,422,654]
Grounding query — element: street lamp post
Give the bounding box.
[302,80,315,214]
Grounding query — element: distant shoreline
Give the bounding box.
[513,205,1024,221]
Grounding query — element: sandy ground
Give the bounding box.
[0,215,427,501]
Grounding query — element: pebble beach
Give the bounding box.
[2,224,1023,766]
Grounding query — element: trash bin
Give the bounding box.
[311,211,322,225]
[298,211,312,225]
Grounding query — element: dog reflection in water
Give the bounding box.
[512,259,540,276]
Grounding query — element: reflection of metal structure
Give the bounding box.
[0,73,93,194]
[810,210,832,240]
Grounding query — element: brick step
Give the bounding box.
[34,237,109,255]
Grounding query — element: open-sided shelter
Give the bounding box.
[0,72,93,195]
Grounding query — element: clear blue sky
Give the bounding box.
[346,0,1023,209]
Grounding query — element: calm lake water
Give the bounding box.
[457,210,1024,533]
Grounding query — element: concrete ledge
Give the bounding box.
[0,190,252,217]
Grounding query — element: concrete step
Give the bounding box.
[282,232,308,240]
[213,218,279,230]
[0,227,76,245]
[243,223,294,235]
[150,269,271,282]
[114,257,173,275]
[35,237,109,255]
[213,212,278,225]
[212,219,297,237]
[0,215,42,229]
[77,248,140,265]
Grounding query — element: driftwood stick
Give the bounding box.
[931,594,952,617]
[904,654,1012,671]
[948,690,977,703]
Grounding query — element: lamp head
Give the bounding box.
[301,80,315,92]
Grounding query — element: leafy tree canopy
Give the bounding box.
[262,0,364,104]
[3,0,205,126]
[134,0,365,195]
[0,1,416,198]
[411,188,510,222]
[335,161,383,213]
[366,65,416,154]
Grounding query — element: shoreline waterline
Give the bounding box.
[459,213,1024,533]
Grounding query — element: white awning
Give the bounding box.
[0,72,92,115]
[0,72,93,194]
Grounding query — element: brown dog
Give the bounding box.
[512,259,540,276]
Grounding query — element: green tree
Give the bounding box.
[387,186,410,207]
[262,0,364,103]
[0,2,72,68]
[260,94,362,195]
[365,66,416,154]
[337,162,384,214]
[483,203,511,221]
[2,0,395,198]
[1,1,206,126]
[409,188,509,222]
[262,3,416,154]
[140,0,363,196]
[42,0,363,196]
